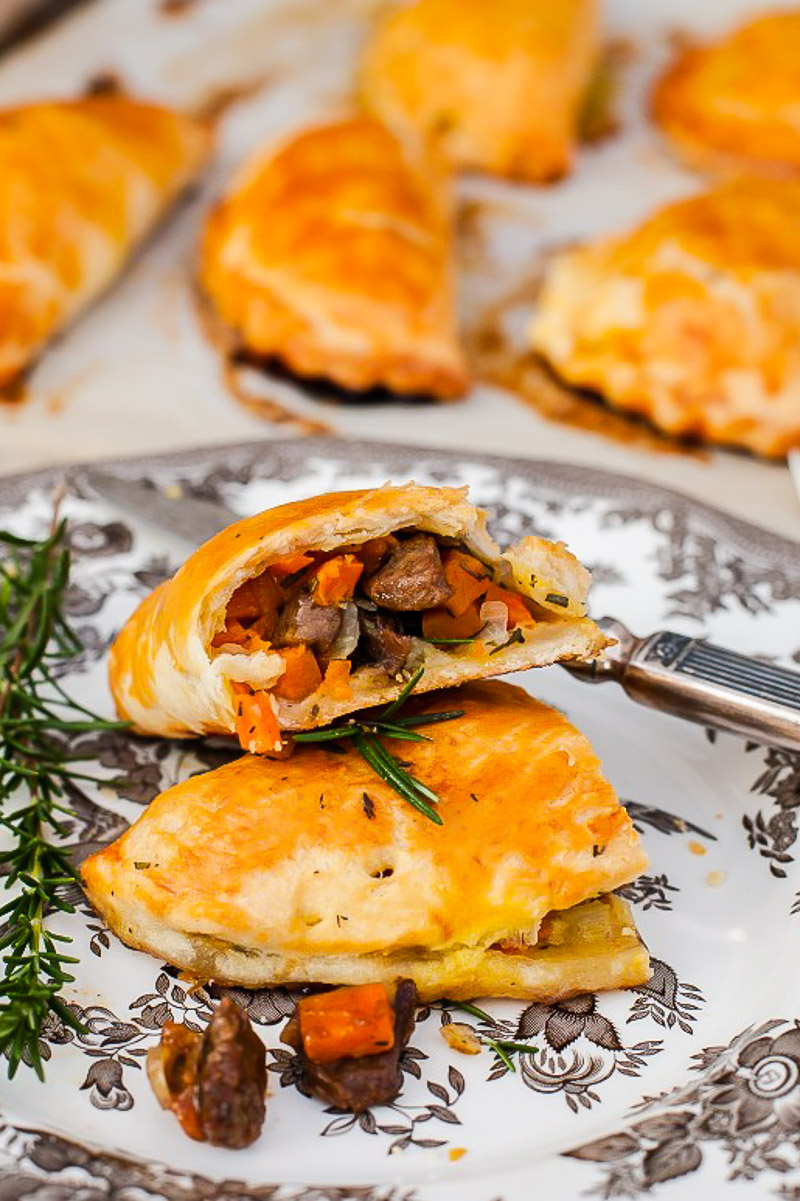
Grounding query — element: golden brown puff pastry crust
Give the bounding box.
[0,97,211,387]
[108,483,607,739]
[199,117,468,398]
[81,682,649,999]
[530,178,800,457]
[653,11,800,178]
[359,0,600,182]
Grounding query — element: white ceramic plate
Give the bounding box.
[2,437,800,1200]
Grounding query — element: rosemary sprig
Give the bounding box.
[0,518,127,1079]
[294,667,462,825]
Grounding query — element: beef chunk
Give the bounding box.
[362,535,452,611]
[148,998,267,1149]
[273,592,342,652]
[196,998,267,1149]
[291,980,418,1113]
[358,610,413,675]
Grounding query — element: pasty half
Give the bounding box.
[359,0,600,182]
[0,96,211,388]
[653,11,800,178]
[530,178,800,457]
[200,117,468,399]
[81,681,649,1001]
[109,483,607,748]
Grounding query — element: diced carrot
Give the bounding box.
[273,646,323,701]
[212,619,249,648]
[358,535,399,575]
[212,622,272,654]
[234,690,283,755]
[227,570,283,626]
[422,603,483,640]
[483,583,535,628]
[442,550,491,617]
[298,983,395,1063]
[322,658,352,700]
[269,551,315,580]
[313,554,364,605]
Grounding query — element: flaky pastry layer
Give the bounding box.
[82,682,647,964]
[80,893,649,1003]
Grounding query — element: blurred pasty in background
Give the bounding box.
[359,0,600,183]
[653,10,800,177]
[0,97,211,388]
[200,117,468,399]
[530,178,800,457]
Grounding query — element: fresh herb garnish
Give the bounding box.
[489,627,525,655]
[545,592,570,608]
[0,519,128,1080]
[479,1037,540,1071]
[443,999,493,1023]
[443,1000,538,1072]
[424,633,481,645]
[295,667,462,825]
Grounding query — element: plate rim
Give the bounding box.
[1,435,799,572]
[2,433,799,1200]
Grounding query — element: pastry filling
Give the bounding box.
[210,529,565,754]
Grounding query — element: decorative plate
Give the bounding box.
[2,437,800,1201]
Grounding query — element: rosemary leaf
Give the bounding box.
[293,726,356,743]
[354,733,442,825]
[379,665,425,720]
[292,669,458,825]
[368,722,431,742]
[488,1039,540,1054]
[444,999,494,1024]
[388,710,465,728]
[481,1038,517,1073]
[423,636,479,645]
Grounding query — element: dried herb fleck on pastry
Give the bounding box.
[81,682,649,1001]
[359,0,600,182]
[0,96,211,389]
[199,117,468,399]
[652,10,800,178]
[108,484,607,751]
[530,177,800,458]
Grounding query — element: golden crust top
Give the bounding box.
[199,117,468,398]
[653,11,800,177]
[0,96,211,386]
[530,177,800,457]
[108,483,606,739]
[82,681,647,962]
[359,0,599,182]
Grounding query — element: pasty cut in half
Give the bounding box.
[652,10,800,178]
[81,682,650,1001]
[0,96,211,388]
[530,178,800,457]
[109,484,608,753]
[199,117,468,399]
[359,0,600,182]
